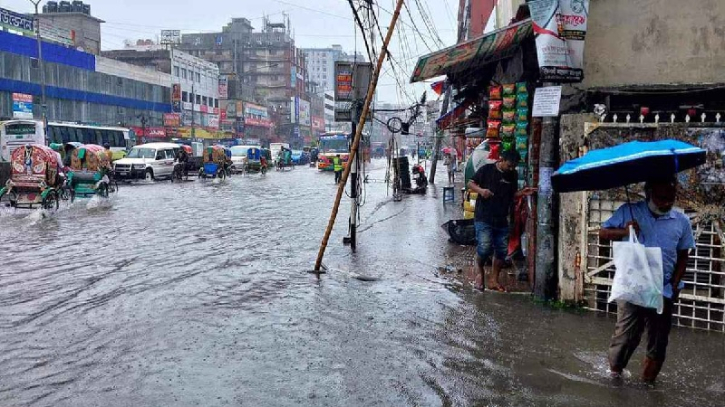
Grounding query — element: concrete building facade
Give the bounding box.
[38,6,104,55]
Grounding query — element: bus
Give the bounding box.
[0,120,135,162]
[317,132,350,171]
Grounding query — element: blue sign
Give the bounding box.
[12,93,33,119]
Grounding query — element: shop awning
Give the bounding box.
[410,19,533,83]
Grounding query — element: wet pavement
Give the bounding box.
[0,160,723,407]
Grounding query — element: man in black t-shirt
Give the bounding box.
[467,150,535,291]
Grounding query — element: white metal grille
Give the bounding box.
[584,197,725,333]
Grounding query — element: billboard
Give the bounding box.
[171,84,182,112]
[12,93,33,119]
[218,77,228,99]
[207,115,220,129]
[0,7,34,35]
[160,30,181,45]
[334,62,354,102]
[298,99,311,127]
[290,96,299,124]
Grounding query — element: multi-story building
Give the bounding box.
[178,17,311,144]
[101,46,221,139]
[0,29,171,133]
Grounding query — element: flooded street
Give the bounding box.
[0,161,723,407]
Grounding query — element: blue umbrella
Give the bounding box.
[552,140,707,193]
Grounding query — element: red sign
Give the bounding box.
[172,84,181,102]
[220,111,227,120]
[245,117,273,128]
[312,116,325,131]
[132,126,166,138]
[163,113,180,127]
[200,104,209,114]
[12,93,33,103]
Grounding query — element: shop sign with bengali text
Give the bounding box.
[207,115,220,129]
[131,126,166,139]
[334,62,354,102]
[12,93,33,119]
[0,7,34,35]
[163,113,181,127]
[529,0,589,82]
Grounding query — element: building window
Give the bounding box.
[196,72,201,82]
[182,68,188,79]
[214,99,219,108]
[196,95,201,104]
[174,66,180,77]
[202,96,208,106]
[182,91,188,102]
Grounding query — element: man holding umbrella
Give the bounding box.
[552,139,705,384]
[599,175,695,383]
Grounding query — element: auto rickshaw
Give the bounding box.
[276,148,294,171]
[245,147,263,173]
[199,145,231,180]
[66,144,115,200]
[0,144,62,210]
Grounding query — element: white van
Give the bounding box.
[113,142,180,181]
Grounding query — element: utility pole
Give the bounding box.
[315,0,405,272]
[30,0,47,134]
[191,83,196,142]
[534,83,559,301]
[347,103,359,251]
[428,87,451,184]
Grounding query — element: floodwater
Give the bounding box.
[0,161,723,407]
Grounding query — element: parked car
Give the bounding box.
[113,142,180,181]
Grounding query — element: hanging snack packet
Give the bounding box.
[502,109,516,123]
[516,135,529,151]
[503,83,516,96]
[503,95,516,109]
[516,108,529,122]
[488,100,503,120]
[516,97,529,109]
[515,125,528,138]
[486,120,501,138]
[516,82,528,95]
[501,123,515,138]
[489,85,503,100]
[502,141,513,151]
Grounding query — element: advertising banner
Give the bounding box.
[334,62,354,102]
[40,20,75,47]
[235,101,244,118]
[291,67,297,88]
[207,115,220,129]
[163,113,181,127]
[298,99,311,127]
[0,7,34,35]
[172,84,182,112]
[12,93,33,119]
[529,0,589,82]
[218,77,228,99]
[160,30,181,45]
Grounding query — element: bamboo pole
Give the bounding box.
[314,0,406,272]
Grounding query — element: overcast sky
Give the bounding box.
[2,0,458,104]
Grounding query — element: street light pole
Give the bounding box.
[29,0,47,134]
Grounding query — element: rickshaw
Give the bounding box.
[276,148,294,171]
[245,147,264,173]
[199,145,231,180]
[66,144,116,200]
[0,144,62,210]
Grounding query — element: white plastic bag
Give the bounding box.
[608,227,664,314]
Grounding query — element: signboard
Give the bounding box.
[163,113,180,127]
[290,66,297,88]
[298,99,311,127]
[218,77,228,99]
[12,93,33,119]
[532,86,562,117]
[132,126,166,138]
[335,61,354,102]
[160,30,181,45]
[172,84,182,112]
[312,116,325,132]
[40,20,75,47]
[208,115,220,129]
[244,102,268,119]
[529,0,589,82]
[0,7,34,35]
[235,101,243,118]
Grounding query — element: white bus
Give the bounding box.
[0,120,44,162]
[0,120,136,162]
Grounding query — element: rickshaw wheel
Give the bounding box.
[97,183,109,198]
[42,191,59,211]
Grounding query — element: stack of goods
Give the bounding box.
[486,85,503,161]
[513,83,529,189]
[463,191,478,220]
